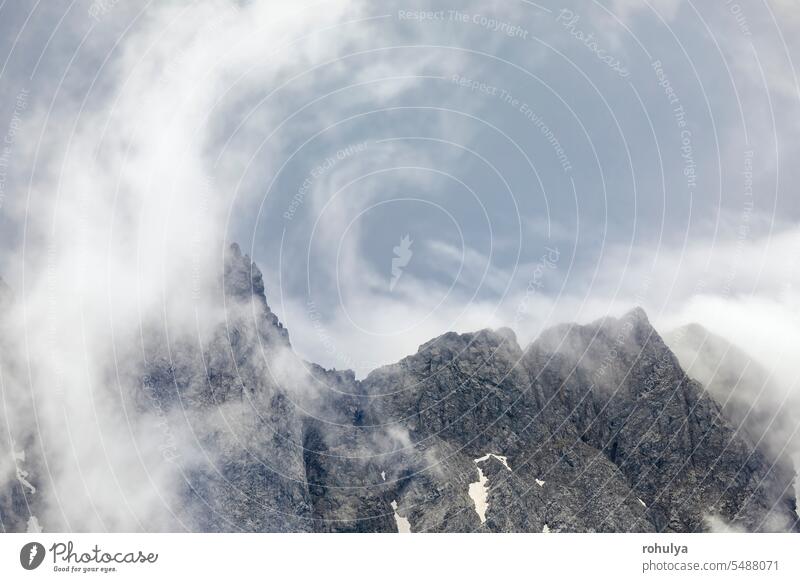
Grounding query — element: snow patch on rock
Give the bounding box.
[468,453,512,523]
[468,466,489,523]
[391,500,411,533]
[474,453,511,471]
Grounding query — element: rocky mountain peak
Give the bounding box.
[5,248,797,533]
[224,242,267,303]
[522,308,797,532]
[529,306,673,377]
[416,327,522,359]
[223,242,290,346]
[664,323,798,471]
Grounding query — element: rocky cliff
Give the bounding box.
[1,252,797,533]
[0,277,45,534]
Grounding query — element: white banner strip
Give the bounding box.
[1,533,798,581]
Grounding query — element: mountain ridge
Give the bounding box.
[0,248,797,533]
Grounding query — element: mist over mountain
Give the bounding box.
[2,248,796,533]
[665,324,800,506]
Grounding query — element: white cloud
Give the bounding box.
[0,0,437,531]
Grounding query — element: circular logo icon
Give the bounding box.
[20,542,46,570]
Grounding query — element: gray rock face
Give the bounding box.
[0,434,43,534]
[1,256,797,533]
[525,310,797,532]
[139,246,314,532]
[665,324,798,468]
[664,324,799,530]
[361,328,650,532]
[223,243,290,346]
[0,278,44,533]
